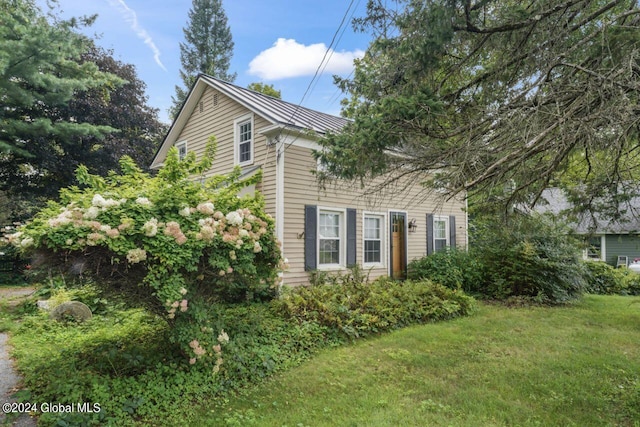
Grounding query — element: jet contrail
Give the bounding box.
[109,0,167,71]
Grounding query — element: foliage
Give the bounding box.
[317,0,640,216]
[307,264,372,287]
[407,248,485,293]
[247,82,281,98]
[4,45,166,222]
[171,0,236,118]
[583,261,640,296]
[9,145,283,368]
[0,1,125,221]
[7,296,336,426]
[470,214,587,303]
[274,276,475,340]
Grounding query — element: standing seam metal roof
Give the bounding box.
[200,75,349,135]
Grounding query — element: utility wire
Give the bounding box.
[276,0,360,155]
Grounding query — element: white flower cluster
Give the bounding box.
[135,197,152,207]
[142,218,159,237]
[197,202,215,215]
[126,248,147,264]
[92,194,124,209]
[225,211,243,226]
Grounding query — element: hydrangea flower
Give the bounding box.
[126,248,147,264]
[226,211,243,226]
[136,197,152,207]
[142,218,158,237]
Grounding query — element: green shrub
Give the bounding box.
[407,248,485,293]
[583,261,640,296]
[274,278,475,340]
[470,214,587,304]
[7,142,283,369]
[583,261,627,294]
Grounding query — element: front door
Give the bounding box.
[390,212,407,280]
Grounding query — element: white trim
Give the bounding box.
[234,113,254,167]
[362,211,387,268]
[175,140,187,160]
[275,139,285,250]
[317,207,347,269]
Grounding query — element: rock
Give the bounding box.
[37,300,50,311]
[50,301,92,322]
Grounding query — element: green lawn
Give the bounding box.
[203,295,640,427]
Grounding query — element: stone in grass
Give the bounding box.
[50,301,92,322]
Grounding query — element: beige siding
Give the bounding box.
[172,86,278,215]
[281,144,467,286]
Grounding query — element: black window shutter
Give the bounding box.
[304,205,317,271]
[346,208,357,266]
[449,215,456,249]
[426,213,434,255]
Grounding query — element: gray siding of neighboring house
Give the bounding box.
[605,234,640,265]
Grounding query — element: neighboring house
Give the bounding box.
[151,74,468,286]
[534,188,640,266]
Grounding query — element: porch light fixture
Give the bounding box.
[408,218,417,233]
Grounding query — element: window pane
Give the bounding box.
[239,141,251,162]
[239,122,251,142]
[364,240,381,263]
[586,237,601,259]
[319,239,340,264]
[434,219,446,239]
[319,213,340,238]
[434,239,447,251]
[176,143,187,160]
[364,217,380,239]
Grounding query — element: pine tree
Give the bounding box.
[170,0,236,118]
[0,0,124,220]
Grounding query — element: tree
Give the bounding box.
[57,46,166,178]
[317,0,640,216]
[170,0,236,118]
[0,1,124,220]
[247,82,281,99]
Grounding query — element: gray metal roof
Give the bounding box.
[200,75,349,135]
[533,188,640,234]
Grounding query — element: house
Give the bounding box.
[151,75,468,285]
[534,188,640,266]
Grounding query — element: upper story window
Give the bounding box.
[235,114,254,166]
[176,141,187,160]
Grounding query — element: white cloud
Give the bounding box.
[108,0,166,71]
[248,38,364,80]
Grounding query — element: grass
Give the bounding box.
[203,295,640,427]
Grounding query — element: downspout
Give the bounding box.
[275,136,285,286]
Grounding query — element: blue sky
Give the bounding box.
[36,0,372,124]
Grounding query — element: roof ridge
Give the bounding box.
[199,74,349,134]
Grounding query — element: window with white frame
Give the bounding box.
[584,236,604,261]
[318,210,343,266]
[433,216,449,252]
[176,141,187,160]
[235,114,253,166]
[364,214,384,264]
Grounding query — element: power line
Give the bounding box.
[277,0,360,154]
